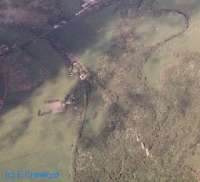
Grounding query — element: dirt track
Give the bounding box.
[0,0,194,181]
[71,1,192,180]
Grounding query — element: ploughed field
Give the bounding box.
[1,0,200,181]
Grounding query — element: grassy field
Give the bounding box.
[0,1,118,181]
[0,38,79,181]
[1,0,200,181]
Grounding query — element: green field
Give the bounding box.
[1,0,200,181]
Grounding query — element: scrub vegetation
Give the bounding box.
[0,0,200,182]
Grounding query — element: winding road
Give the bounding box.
[0,1,192,181]
[144,1,190,61]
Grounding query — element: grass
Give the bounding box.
[1,0,200,181]
[0,2,118,181]
[0,36,80,181]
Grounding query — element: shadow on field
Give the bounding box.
[0,3,118,116]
